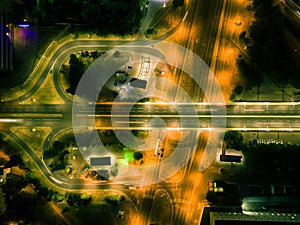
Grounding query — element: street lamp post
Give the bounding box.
[282,83,285,101]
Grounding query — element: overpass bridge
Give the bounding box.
[0,101,300,131]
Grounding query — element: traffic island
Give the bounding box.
[10,126,52,159]
[148,189,172,225]
[21,72,65,104]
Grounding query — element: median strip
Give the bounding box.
[0,114,62,118]
[87,114,300,118]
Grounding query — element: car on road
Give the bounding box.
[157,148,164,159]
[208,181,224,193]
[124,183,142,190]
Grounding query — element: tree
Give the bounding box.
[239,31,250,46]
[45,140,66,158]
[105,195,125,206]
[111,168,118,177]
[0,0,23,13]
[65,193,92,206]
[62,207,70,214]
[138,97,150,103]
[240,0,299,89]
[113,51,120,58]
[145,28,157,38]
[133,151,143,160]
[53,140,65,151]
[0,157,7,166]
[5,154,24,168]
[230,85,244,102]
[173,0,184,8]
[206,192,217,204]
[55,193,64,202]
[236,58,262,89]
[91,50,99,58]
[233,85,243,95]
[67,54,85,94]
[224,131,244,150]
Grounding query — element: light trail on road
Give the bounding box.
[0,1,298,224]
[1,102,300,131]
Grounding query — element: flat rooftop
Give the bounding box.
[129,78,147,89]
[220,154,242,163]
[90,157,111,166]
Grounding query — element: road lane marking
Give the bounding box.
[0,113,62,117]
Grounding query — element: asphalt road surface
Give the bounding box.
[0,0,299,224]
[1,102,300,131]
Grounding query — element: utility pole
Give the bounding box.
[5,14,8,70]
[0,9,4,69]
[9,23,13,71]
[282,83,284,101]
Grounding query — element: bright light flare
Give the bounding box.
[215,69,237,100]
[219,46,237,62]
[18,24,29,28]
[0,119,18,123]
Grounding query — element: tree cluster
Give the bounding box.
[236,57,263,90]
[237,0,299,89]
[65,193,92,206]
[243,143,300,185]
[230,85,244,102]
[44,140,65,158]
[145,28,157,39]
[66,52,105,95]
[105,194,125,206]
[5,154,24,168]
[138,97,150,103]
[66,54,85,95]
[173,0,184,8]
[223,131,244,150]
[35,0,143,35]
[44,140,69,172]
[81,50,104,59]
[133,151,143,160]
[27,172,92,206]
[114,72,128,87]
[0,0,34,23]
[0,134,25,168]
[84,169,108,181]
[39,187,64,202]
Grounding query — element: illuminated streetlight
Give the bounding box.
[265,102,269,109]
[291,102,295,109]
[242,125,247,132]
